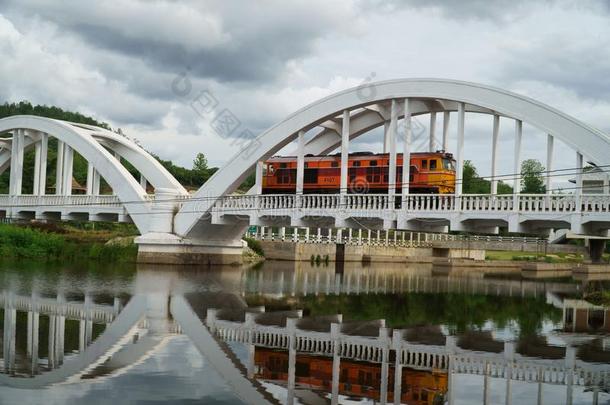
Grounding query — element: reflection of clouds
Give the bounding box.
[0,336,244,405]
[453,374,610,405]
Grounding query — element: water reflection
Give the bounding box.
[0,261,608,404]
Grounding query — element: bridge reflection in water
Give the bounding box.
[0,264,609,405]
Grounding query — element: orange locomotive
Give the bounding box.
[255,347,447,404]
[262,151,456,195]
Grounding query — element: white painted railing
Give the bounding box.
[214,193,610,214]
[1,291,120,324]
[1,194,123,208]
[246,226,543,246]
[404,194,456,211]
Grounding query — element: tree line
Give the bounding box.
[463,158,547,194]
[0,101,217,192]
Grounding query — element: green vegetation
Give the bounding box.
[243,236,264,257]
[248,291,561,337]
[151,152,217,190]
[462,160,513,194]
[461,159,547,195]
[0,223,137,261]
[0,100,111,129]
[520,159,546,194]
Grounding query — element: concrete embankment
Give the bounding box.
[258,240,610,277]
[430,240,585,254]
[259,241,485,263]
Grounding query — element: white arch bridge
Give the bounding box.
[1,79,610,264]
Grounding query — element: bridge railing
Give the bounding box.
[460,194,513,211]
[214,193,610,214]
[0,194,124,209]
[246,226,543,247]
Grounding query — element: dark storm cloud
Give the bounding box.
[497,40,610,100]
[2,0,357,86]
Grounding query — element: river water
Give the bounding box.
[0,260,608,404]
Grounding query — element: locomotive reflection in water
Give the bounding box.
[262,152,456,194]
[255,347,447,404]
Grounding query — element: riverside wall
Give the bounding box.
[259,241,485,263]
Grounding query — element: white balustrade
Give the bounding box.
[8,194,123,208]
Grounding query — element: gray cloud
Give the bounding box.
[497,40,610,101]
[362,0,609,21]
[2,0,360,84]
[0,0,608,171]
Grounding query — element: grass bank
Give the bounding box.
[0,222,137,262]
[485,250,588,263]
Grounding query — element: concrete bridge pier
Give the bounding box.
[588,239,607,263]
[136,189,246,265]
[136,227,246,265]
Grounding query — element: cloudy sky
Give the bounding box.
[1,0,609,189]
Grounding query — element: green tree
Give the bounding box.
[520,159,546,194]
[193,153,208,173]
[462,160,512,194]
[238,172,255,192]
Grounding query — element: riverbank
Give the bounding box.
[0,222,138,262]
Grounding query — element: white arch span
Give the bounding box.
[0,117,186,194]
[0,115,185,233]
[175,78,610,237]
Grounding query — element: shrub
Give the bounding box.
[0,224,137,262]
[0,224,66,259]
[243,237,264,257]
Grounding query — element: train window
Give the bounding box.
[430,159,437,170]
[353,161,361,167]
[331,161,339,168]
[304,162,309,168]
[366,167,381,183]
[277,169,294,184]
[304,168,318,184]
[369,160,378,166]
[409,174,414,182]
[295,361,310,377]
[358,370,365,385]
[280,163,287,168]
[421,159,428,169]
[443,158,455,170]
[349,167,357,183]
[341,368,348,382]
[421,391,428,402]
